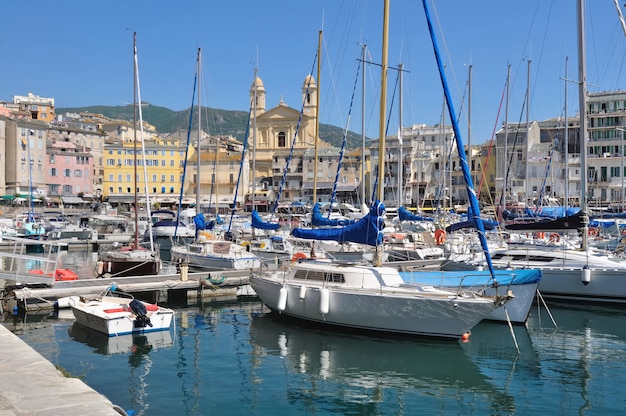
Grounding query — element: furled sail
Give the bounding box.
[398,206,433,222]
[311,203,356,227]
[251,209,280,230]
[292,200,384,247]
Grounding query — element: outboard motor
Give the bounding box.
[129,299,153,328]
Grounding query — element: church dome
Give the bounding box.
[303,74,316,87]
[251,76,265,89]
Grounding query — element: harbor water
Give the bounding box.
[3,250,626,415]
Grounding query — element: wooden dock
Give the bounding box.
[0,236,254,312]
[9,269,252,312]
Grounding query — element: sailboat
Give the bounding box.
[96,32,161,278]
[448,0,626,305]
[250,0,512,340]
[170,48,262,272]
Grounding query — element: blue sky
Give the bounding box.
[2,1,625,144]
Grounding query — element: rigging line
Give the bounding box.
[499,96,527,209]
[535,116,563,212]
[527,1,553,109]
[227,99,253,234]
[175,60,198,240]
[271,52,318,218]
[370,68,400,205]
[329,57,362,209]
[477,80,507,199]
[322,34,346,129]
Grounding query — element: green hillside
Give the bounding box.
[57,104,370,149]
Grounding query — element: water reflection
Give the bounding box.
[68,322,173,356]
[249,313,516,414]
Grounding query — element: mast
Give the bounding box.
[312,30,322,205]
[525,59,531,206]
[361,43,367,206]
[467,64,472,189]
[397,62,403,208]
[578,0,589,251]
[135,34,154,251]
[564,57,569,211]
[374,0,389,267]
[252,66,258,238]
[503,64,510,210]
[133,32,139,249]
[196,49,202,212]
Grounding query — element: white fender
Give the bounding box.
[277,287,288,312]
[319,288,330,315]
[582,265,591,285]
[97,261,104,276]
[299,285,307,300]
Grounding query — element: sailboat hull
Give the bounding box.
[250,262,504,339]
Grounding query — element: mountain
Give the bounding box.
[57,104,370,149]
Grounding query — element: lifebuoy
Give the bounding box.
[434,229,446,245]
[549,233,560,243]
[588,227,598,237]
[291,252,307,262]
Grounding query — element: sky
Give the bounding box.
[2,1,626,145]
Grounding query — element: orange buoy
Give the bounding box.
[461,332,471,343]
[434,229,446,245]
[291,252,307,262]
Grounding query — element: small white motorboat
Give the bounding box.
[70,290,174,337]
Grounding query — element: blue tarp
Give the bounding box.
[398,206,434,222]
[399,268,542,287]
[292,200,385,247]
[251,209,280,230]
[311,203,356,227]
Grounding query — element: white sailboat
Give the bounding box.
[447,0,626,304]
[96,32,161,278]
[250,0,512,340]
[170,48,262,272]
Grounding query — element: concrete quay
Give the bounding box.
[0,323,124,415]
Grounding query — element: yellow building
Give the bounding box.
[184,135,248,214]
[103,132,189,205]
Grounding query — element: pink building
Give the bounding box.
[46,138,94,205]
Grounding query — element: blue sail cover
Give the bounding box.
[446,218,498,233]
[292,200,385,247]
[251,209,280,231]
[311,203,356,227]
[524,206,581,218]
[398,206,434,222]
[399,269,541,287]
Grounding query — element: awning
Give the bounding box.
[302,182,358,192]
[106,195,136,204]
[62,196,86,204]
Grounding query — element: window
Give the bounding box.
[161,175,166,182]
[278,132,286,147]
[51,168,57,176]
[170,175,175,182]
[64,169,71,177]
